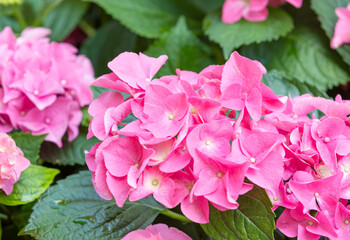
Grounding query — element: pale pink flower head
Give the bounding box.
[0,27,94,147]
[121,224,191,240]
[222,0,269,24]
[0,133,30,195]
[107,52,168,90]
[331,3,350,49]
[269,0,303,8]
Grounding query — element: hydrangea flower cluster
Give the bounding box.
[86,50,286,224]
[121,224,191,240]
[331,3,350,49]
[269,94,350,239]
[0,27,94,147]
[0,133,30,195]
[86,50,350,239]
[222,0,303,24]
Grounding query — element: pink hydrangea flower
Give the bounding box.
[86,50,350,239]
[0,27,94,147]
[331,3,350,49]
[121,224,191,240]
[268,0,303,8]
[0,133,30,195]
[222,0,269,24]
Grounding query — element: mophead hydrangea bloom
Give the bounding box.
[0,27,94,147]
[121,224,191,240]
[221,0,303,24]
[86,50,350,239]
[331,3,350,49]
[0,133,30,195]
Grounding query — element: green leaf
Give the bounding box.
[44,0,88,41]
[203,8,294,59]
[0,165,59,206]
[146,16,214,76]
[201,185,275,240]
[80,21,137,77]
[262,70,328,98]
[20,171,165,239]
[0,15,20,32]
[40,133,99,166]
[188,0,223,14]
[83,0,202,38]
[311,0,350,67]
[9,132,46,164]
[21,0,63,26]
[241,27,350,90]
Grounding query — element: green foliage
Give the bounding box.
[241,27,350,90]
[0,15,20,32]
[44,0,89,41]
[262,70,328,98]
[204,8,294,59]
[20,171,165,240]
[0,165,59,206]
[21,0,63,26]
[40,133,99,166]
[201,185,275,240]
[311,0,350,67]
[189,0,223,13]
[146,17,213,76]
[83,0,202,38]
[9,132,46,164]
[80,21,137,76]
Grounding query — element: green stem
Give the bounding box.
[160,210,191,223]
[78,20,95,38]
[14,9,26,30]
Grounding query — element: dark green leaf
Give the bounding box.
[0,165,59,206]
[146,16,214,76]
[83,0,201,38]
[311,0,350,67]
[44,0,88,41]
[21,0,63,26]
[204,8,294,59]
[20,171,165,239]
[241,27,350,90]
[189,0,223,14]
[40,133,99,166]
[10,201,36,230]
[201,185,275,240]
[9,132,46,164]
[80,21,137,76]
[0,15,20,32]
[262,70,328,98]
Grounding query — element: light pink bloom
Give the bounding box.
[331,3,350,49]
[222,0,269,24]
[0,27,94,146]
[121,224,191,240]
[129,166,176,208]
[269,0,303,8]
[87,91,125,140]
[0,133,30,195]
[220,51,282,121]
[277,203,337,239]
[334,202,350,239]
[141,84,189,138]
[289,171,343,213]
[108,52,168,90]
